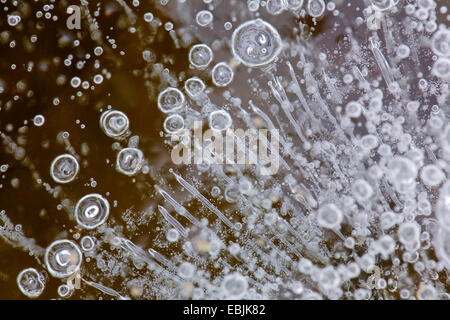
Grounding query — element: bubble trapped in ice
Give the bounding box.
[50,154,79,184]
[75,194,110,229]
[231,19,282,67]
[45,240,82,279]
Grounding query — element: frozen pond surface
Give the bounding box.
[0,0,450,299]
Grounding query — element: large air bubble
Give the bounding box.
[75,193,110,229]
[100,110,130,138]
[50,154,79,184]
[45,240,82,278]
[231,19,282,67]
[16,268,45,298]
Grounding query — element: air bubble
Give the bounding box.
[221,272,247,299]
[100,110,130,138]
[211,62,234,87]
[75,194,110,229]
[196,10,213,27]
[266,0,285,15]
[208,110,232,131]
[398,222,421,251]
[7,15,21,27]
[116,147,144,176]
[45,240,82,278]
[184,77,206,98]
[352,179,373,203]
[17,268,45,298]
[164,114,185,134]
[157,87,185,113]
[286,0,304,10]
[189,44,213,69]
[346,101,362,118]
[178,262,195,279]
[33,115,45,127]
[166,228,180,242]
[50,154,79,184]
[432,57,450,79]
[80,236,95,251]
[431,29,450,57]
[70,77,81,88]
[370,0,394,11]
[317,204,343,229]
[307,0,326,17]
[231,19,282,67]
[420,164,445,187]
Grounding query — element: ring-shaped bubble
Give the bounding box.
[45,240,82,278]
[157,87,185,113]
[116,147,144,176]
[75,193,110,229]
[100,110,129,138]
[50,154,79,184]
[231,19,282,68]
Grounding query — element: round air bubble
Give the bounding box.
[370,0,394,11]
[166,228,180,242]
[50,154,79,184]
[17,268,45,298]
[317,203,343,229]
[116,147,144,176]
[434,227,450,268]
[196,10,213,27]
[286,0,304,10]
[178,262,195,279]
[432,57,450,79]
[57,284,73,298]
[380,211,397,230]
[100,110,129,138]
[33,114,45,127]
[45,240,82,278]
[396,44,410,59]
[221,272,248,299]
[318,266,340,290]
[431,29,450,57]
[211,62,234,87]
[398,222,421,251]
[209,110,232,131]
[346,101,362,118]
[352,179,374,202]
[386,156,418,194]
[420,164,445,187]
[266,0,285,15]
[157,87,185,113]
[442,125,450,152]
[361,134,379,150]
[189,44,213,69]
[436,182,450,229]
[184,77,206,98]
[80,236,95,251]
[75,193,110,229]
[163,114,185,134]
[231,19,282,67]
[417,284,437,300]
[307,0,326,17]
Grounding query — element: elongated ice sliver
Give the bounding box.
[158,205,188,237]
[370,40,394,87]
[82,278,129,300]
[172,172,235,229]
[155,185,202,227]
[148,248,176,270]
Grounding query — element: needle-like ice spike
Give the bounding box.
[172,172,235,229]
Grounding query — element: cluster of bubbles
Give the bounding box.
[1,0,450,301]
